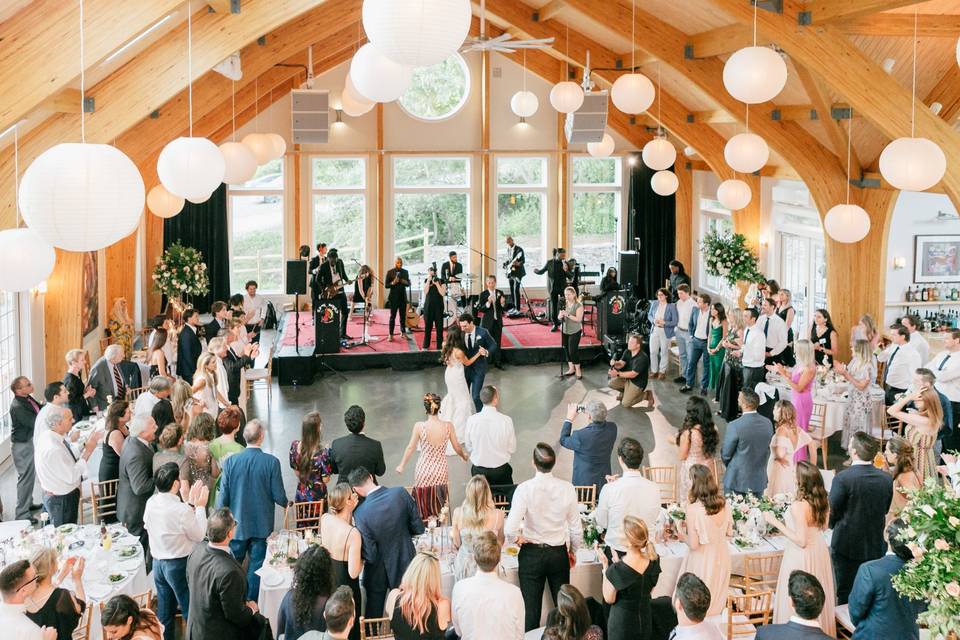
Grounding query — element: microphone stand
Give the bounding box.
[345,258,382,348]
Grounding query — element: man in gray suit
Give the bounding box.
[721,389,772,495]
[88,344,141,411]
[117,414,157,569]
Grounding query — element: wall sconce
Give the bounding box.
[31,280,48,296]
[893,256,907,270]
[333,109,344,126]
[759,234,770,249]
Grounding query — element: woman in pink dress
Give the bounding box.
[764,461,835,635]
[766,400,814,497]
[677,464,733,617]
[675,397,721,505]
[770,339,817,462]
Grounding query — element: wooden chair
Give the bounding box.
[243,343,275,406]
[71,600,93,640]
[90,479,119,525]
[730,552,783,595]
[126,386,147,401]
[809,401,829,469]
[99,589,154,615]
[643,466,677,504]
[284,500,325,532]
[725,590,774,638]
[835,604,855,639]
[359,616,393,640]
[574,485,596,509]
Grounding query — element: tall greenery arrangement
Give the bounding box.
[700,230,764,288]
[152,242,209,299]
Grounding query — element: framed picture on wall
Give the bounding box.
[915,235,960,283]
[81,251,99,338]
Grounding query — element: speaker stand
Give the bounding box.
[293,293,302,355]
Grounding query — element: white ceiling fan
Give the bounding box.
[460,0,555,54]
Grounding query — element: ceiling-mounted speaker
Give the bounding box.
[565,90,608,144]
[291,89,329,144]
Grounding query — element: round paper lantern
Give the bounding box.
[510,90,539,118]
[717,179,753,211]
[879,137,947,192]
[185,192,213,205]
[342,82,375,117]
[266,134,287,160]
[549,81,584,114]
[158,137,225,200]
[219,142,258,185]
[242,133,275,165]
[824,203,871,243]
[146,184,185,219]
[611,73,655,114]
[651,170,679,196]
[724,132,770,174]
[956,35,960,68]
[362,0,471,68]
[0,228,56,292]
[19,143,145,252]
[350,43,414,103]
[723,46,788,104]
[587,134,615,158]
[642,137,677,171]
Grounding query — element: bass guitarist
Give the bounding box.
[503,236,525,316]
[317,248,351,340]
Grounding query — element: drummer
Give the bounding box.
[440,251,466,306]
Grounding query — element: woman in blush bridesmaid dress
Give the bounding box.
[766,400,813,497]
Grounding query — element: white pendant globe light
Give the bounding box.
[724,132,769,174]
[0,228,56,292]
[723,46,787,104]
[879,137,947,192]
[242,133,274,165]
[146,184,185,219]
[185,192,213,205]
[266,133,287,161]
[642,136,677,171]
[350,43,414,103]
[158,137,225,200]
[219,142,258,185]
[717,179,753,210]
[611,73,655,114]
[342,81,375,117]
[511,91,539,118]
[587,133,615,158]
[550,81,584,114]
[651,170,679,196]
[824,203,871,243]
[362,0,471,68]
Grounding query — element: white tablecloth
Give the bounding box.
[760,376,887,440]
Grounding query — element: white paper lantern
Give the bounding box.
[717,179,753,210]
[242,133,274,165]
[266,134,287,160]
[350,43,414,103]
[642,137,677,171]
[587,134,615,158]
[549,81,584,114]
[651,170,679,196]
[824,203,871,243]
[956,35,960,68]
[158,137,225,200]
[185,192,213,205]
[342,82,375,117]
[510,90,539,118]
[879,137,947,192]
[0,228,56,292]
[362,0,471,68]
[219,142,258,185]
[611,73,655,114]
[19,143,145,252]
[723,46,788,104]
[146,184,185,219]
[724,132,770,174]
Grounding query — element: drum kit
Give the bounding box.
[412,270,478,327]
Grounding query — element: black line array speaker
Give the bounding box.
[314,303,341,354]
[618,250,640,288]
[286,260,308,295]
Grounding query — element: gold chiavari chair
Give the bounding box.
[71,602,93,640]
[244,343,275,406]
[729,552,783,595]
[725,590,774,638]
[359,616,393,640]
[90,479,119,525]
[99,589,154,616]
[574,485,596,509]
[835,604,855,639]
[809,401,829,469]
[126,386,147,402]
[643,466,677,505]
[284,500,325,533]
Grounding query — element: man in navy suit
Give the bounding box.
[720,389,772,495]
[459,313,498,411]
[176,308,204,382]
[755,571,832,639]
[216,419,287,601]
[830,431,894,604]
[559,400,618,491]
[349,466,425,618]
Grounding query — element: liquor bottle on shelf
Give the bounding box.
[906,287,913,302]
[922,285,929,302]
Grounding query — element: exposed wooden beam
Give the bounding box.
[925,66,960,124]
[686,24,769,59]
[535,0,566,22]
[207,0,238,13]
[41,89,84,114]
[839,14,960,37]
[0,0,184,135]
[799,0,931,24]
[617,48,657,70]
[794,64,861,171]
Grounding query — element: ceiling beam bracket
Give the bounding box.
[532,10,542,21]
[831,106,852,120]
[686,113,694,123]
[850,177,880,189]
[83,97,95,113]
[771,109,781,121]
[809,109,818,120]
[798,11,811,26]
[629,116,636,125]
[615,58,623,69]
[149,110,160,119]
[257,36,267,46]
[753,0,783,14]
[683,44,694,59]
[231,0,241,12]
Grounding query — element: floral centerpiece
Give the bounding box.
[582,510,605,547]
[726,493,794,545]
[892,479,960,638]
[152,242,209,301]
[700,230,764,288]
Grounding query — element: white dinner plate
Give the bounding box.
[84,582,112,600]
[260,569,285,588]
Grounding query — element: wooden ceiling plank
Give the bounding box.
[801,0,933,24]
[925,65,960,123]
[839,14,960,38]
[41,89,83,114]
[794,64,862,171]
[686,24,769,58]
[535,0,566,22]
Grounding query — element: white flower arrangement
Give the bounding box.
[153,242,210,299]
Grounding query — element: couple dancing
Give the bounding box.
[440,313,498,451]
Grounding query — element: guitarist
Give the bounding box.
[317,248,351,340]
[504,236,525,316]
[385,257,411,340]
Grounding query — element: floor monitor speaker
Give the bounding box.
[315,303,341,354]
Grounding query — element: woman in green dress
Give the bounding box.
[706,302,728,392]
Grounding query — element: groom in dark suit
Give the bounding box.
[349,467,425,617]
[458,313,498,411]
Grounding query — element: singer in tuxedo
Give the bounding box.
[504,236,525,313]
[478,275,505,368]
[385,257,410,339]
[421,266,446,350]
[535,248,569,331]
[318,249,351,339]
[459,313,498,411]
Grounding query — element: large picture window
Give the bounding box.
[698,196,735,297]
[572,157,621,274]
[495,157,546,287]
[393,157,470,290]
[313,157,366,267]
[228,160,284,294]
[0,291,20,443]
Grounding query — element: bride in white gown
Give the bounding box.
[439,326,486,455]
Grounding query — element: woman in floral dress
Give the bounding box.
[289,411,335,504]
[108,297,135,360]
[836,339,878,451]
[887,386,940,481]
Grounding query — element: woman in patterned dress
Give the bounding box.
[887,386,941,482]
[396,393,468,519]
[108,297,135,360]
[835,339,878,453]
[290,411,335,504]
[676,396,720,505]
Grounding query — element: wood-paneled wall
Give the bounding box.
[43,249,84,381]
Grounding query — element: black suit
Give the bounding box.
[385,267,410,336]
[186,543,256,640]
[478,288,505,365]
[204,318,225,342]
[505,244,526,310]
[177,325,204,382]
[10,395,40,520]
[755,621,832,639]
[829,463,894,604]
[318,259,350,337]
[421,277,445,350]
[462,327,498,411]
[221,348,253,406]
[535,258,568,328]
[330,433,386,484]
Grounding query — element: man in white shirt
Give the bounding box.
[670,572,723,640]
[34,406,102,526]
[740,308,768,392]
[927,329,960,454]
[0,560,56,640]
[760,297,789,365]
[594,437,661,555]
[34,381,70,444]
[134,376,172,417]
[680,292,712,395]
[463,385,516,487]
[901,314,929,364]
[451,531,525,640]
[879,325,921,405]
[673,284,697,383]
[144,462,209,640]
[242,280,267,342]
[504,443,582,631]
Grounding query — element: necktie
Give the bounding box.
[469,333,475,349]
[940,354,952,371]
[763,317,770,337]
[63,438,78,463]
[27,397,39,412]
[112,364,126,399]
[884,346,900,384]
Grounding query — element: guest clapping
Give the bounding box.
[25,549,85,640]
[451,475,504,580]
[384,552,451,639]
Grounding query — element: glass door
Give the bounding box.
[778,232,827,337]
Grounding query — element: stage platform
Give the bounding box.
[273,308,605,379]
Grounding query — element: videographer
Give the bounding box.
[422,266,447,350]
[608,333,654,408]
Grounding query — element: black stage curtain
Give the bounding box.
[162,184,230,313]
[626,152,676,301]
